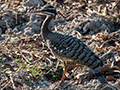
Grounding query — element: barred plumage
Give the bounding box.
[29,4,108,86]
[47,32,103,71]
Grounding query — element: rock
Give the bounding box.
[83,22,91,33]
[74,26,82,31]
[97,84,118,90]
[0,12,15,33]
[38,80,52,88]
[99,24,109,32]
[24,27,34,36]
[24,14,43,36]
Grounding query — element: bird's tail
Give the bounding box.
[95,72,108,84]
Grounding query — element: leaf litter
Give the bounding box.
[0,0,120,90]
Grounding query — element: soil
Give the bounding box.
[0,0,120,90]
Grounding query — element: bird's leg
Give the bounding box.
[57,62,68,87]
[56,62,83,87]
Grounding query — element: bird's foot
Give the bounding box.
[52,80,65,89]
[56,80,64,88]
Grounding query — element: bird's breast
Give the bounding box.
[47,40,74,62]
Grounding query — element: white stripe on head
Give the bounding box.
[45,12,55,16]
[41,4,57,16]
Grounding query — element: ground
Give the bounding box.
[0,0,120,90]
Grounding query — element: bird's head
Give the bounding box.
[29,4,57,17]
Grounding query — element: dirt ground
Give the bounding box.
[0,0,120,90]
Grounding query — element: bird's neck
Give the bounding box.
[41,15,53,40]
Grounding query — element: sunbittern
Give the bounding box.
[29,4,108,87]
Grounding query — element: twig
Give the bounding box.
[10,75,16,90]
[100,39,119,48]
[18,40,30,64]
[46,57,52,66]
[4,43,14,61]
[75,31,82,39]
[20,49,30,64]
[41,42,45,50]
[21,52,31,64]
[59,80,74,89]
[16,65,22,73]
[66,13,82,21]
[15,12,18,24]
[100,50,115,61]
[112,0,120,10]
[92,10,112,19]
[30,52,48,65]
[1,80,11,90]
[57,11,66,18]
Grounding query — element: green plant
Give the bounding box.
[45,61,49,69]
[29,59,32,62]
[1,68,10,73]
[0,52,6,56]
[110,13,113,18]
[21,35,24,39]
[31,65,41,78]
[7,42,13,52]
[8,0,11,2]
[56,59,60,69]
[12,33,17,38]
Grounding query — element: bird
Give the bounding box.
[29,4,108,86]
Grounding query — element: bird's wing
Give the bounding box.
[48,32,108,84]
[48,32,104,70]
